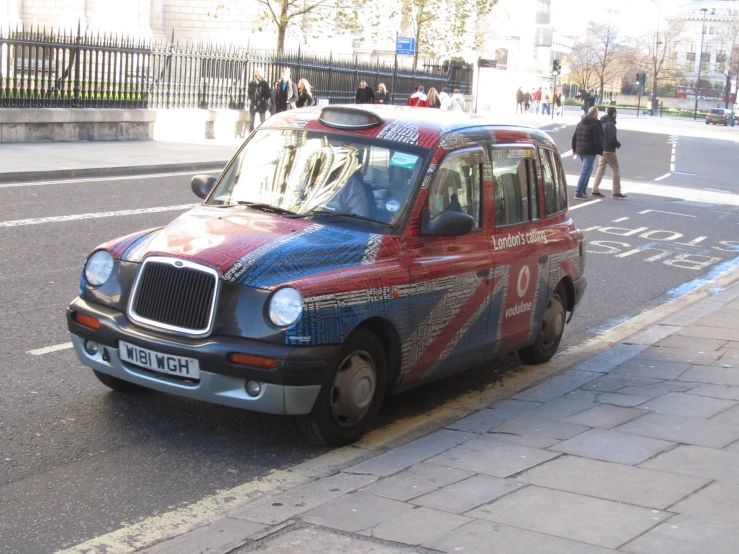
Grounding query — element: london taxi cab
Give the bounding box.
[67,105,586,446]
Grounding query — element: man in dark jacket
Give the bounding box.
[592,108,626,198]
[571,106,603,199]
[248,69,271,132]
[356,80,375,104]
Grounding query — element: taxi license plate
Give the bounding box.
[119,341,200,379]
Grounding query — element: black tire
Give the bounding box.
[518,284,567,365]
[93,370,147,393]
[705,121,709,125]
[297,328,386,446]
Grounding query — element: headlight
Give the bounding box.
[268,288,303,327]
[84,251,114,286]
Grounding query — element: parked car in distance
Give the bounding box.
[706,108,735,126]
[67,106,587,446]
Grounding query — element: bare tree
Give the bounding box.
[583,20,624,98]
[630,18,684,97]
[565,41,600,92]
[716,18,739,108]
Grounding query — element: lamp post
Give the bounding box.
[694,7,709,120]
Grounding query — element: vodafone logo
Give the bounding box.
[517,265,531,298]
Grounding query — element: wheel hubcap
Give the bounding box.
[541,294,565,349]
[330,350,376,427]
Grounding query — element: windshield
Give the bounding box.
[207,129,429,226]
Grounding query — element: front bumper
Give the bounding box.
[67,297,342,415]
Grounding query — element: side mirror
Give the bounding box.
[191,175,217,199]
[421,207,475,237]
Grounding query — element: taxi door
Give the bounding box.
[400,146,495,384]
[489,144,551,354]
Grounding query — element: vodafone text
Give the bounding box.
[505,301,533,318]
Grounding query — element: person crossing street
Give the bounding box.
[591,107,626,199]
[571,106,603,200]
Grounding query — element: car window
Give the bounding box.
[710,108,723,114]
[491,147,539,226]
[428,147,484,228]
[541,148,567,216]
[207,129,428,227]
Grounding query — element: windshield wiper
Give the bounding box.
[228,201,297,215]
[291,210,393,228]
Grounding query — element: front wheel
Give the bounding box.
[297,329,386,446]
[93,370,147,393]
[518,284,567,365]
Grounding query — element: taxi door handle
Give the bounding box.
[477,269,490,278]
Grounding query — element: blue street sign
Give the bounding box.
[396,37,416,56]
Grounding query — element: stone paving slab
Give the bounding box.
[679,365,739,386]
[707,404,739,425]
[676,325,739,342]
[646,380,700,393]
[527,390,600,420]
[466,485,670,549]
[609,360,691,380]
[695,312,739,330]
[616,386,670,399]
[633,346,721,366]
[639,392,736,419]
[623,325,682,346]
[614,411,739,448]
[595,392,652,407]
[345,430,473,477]
[512,370,600,403]
[686,384,739,401]
[516,455,708,510]
[236,527,418,553]
[640,445,739,483]
[562,404,645,429]
[655,335,728,351]
[713,351,738,367]
[230,473,379,525]
[412,474,520,514]
[490,416,588,441]
[659,300,724,327]
[369,506,471,546]
[141,517,266,554]
[446,399,542,434]
[669,481,739,525]
[485,430,562,449]
[362,463,473,502]
[551,428,675,465]
[425,436,560,477]
[620,515,739,554]
[301,492,413,533]
[423,519,616,554]
[572,343,648,373]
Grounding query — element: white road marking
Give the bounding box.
[638,209,696,218]
[27,342,74,356]
[0,204,197,228]
[654,173,671,182]
[612,217,630,222]
[705,187,733,194]
[570,199,603,210]
[670,163,676,172]
[672,172,696,176]
[0,170,221,189]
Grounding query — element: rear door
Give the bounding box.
[489,144,551,354]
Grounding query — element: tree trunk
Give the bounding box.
[276,0,289,54]
[725,73,732,109]
[413,19,422,71]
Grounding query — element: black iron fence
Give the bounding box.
[0,25,473,109]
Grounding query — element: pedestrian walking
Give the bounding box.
[408,85,429,107]
[516,86,524,113]
[542,90,551,115]
[450,89,466,112]
[356,80,375,104]
[523,89,531,113]
[439,88,451,110]
[247,69,271,132]
[276,67,297,113]
[269,80,279,115]
[376,83,388,104]
[571,106,603,199]
[591,107,626,199]
[427,87,441,108]
[533,87,542,114]
[296,79,316,108]
[555,91,563,117]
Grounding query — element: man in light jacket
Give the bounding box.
[591,107,626,198]
[439,88,451,111]
[450,89,466,112]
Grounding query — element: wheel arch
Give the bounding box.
[352,317,402,393]
[558,276,575,314]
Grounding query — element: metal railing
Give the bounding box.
[1,24,473,109]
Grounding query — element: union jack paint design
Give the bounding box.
[88,107,584,390]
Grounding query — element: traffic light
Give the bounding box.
[552,59,560,76]
[636,73,641,86]
[641,72,648,88]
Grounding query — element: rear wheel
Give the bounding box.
[518,284,567,365]
[298,329,386,446]
[93,370,147,393]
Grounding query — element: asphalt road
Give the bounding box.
[2,122,738,553]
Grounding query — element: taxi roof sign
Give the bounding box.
[319,107,383,130]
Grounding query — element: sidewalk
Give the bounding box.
[83,275,736,554]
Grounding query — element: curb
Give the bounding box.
[0,160,229,184]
